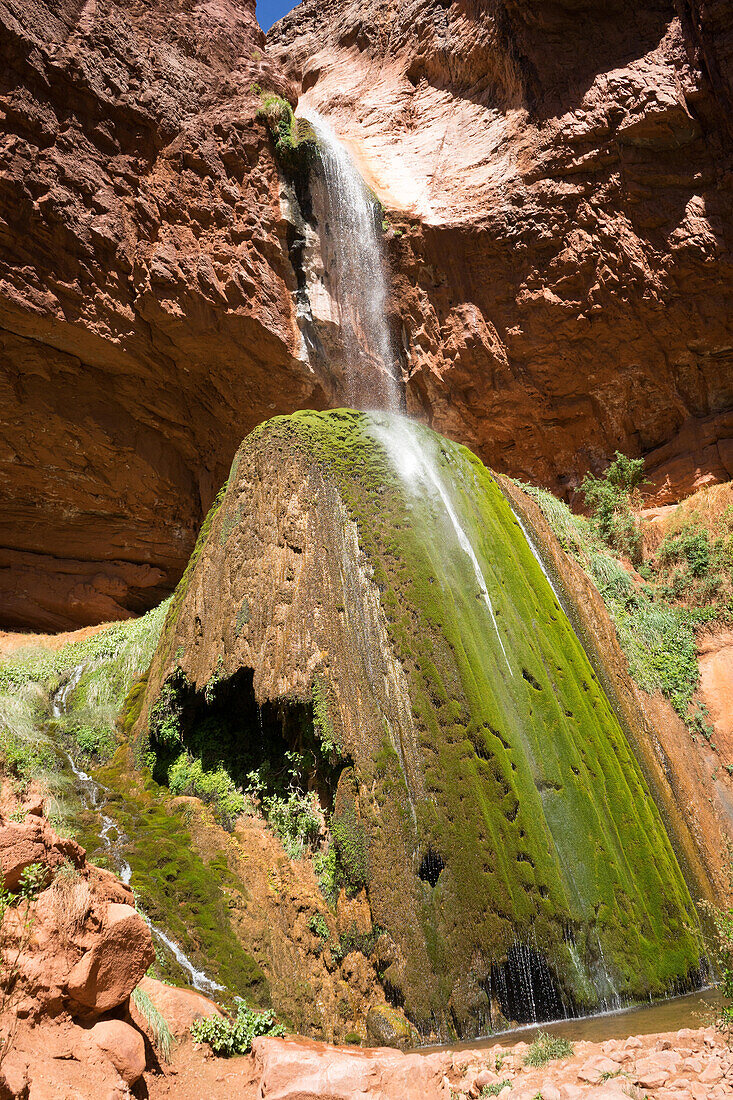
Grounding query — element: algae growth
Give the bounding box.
[140,409,704,1035]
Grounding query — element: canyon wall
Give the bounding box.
[0,0,330,630]
[270,0,733,501]
[1,0,732,630]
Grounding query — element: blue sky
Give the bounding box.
[256,0,298,31]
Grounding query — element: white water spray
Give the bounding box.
[300,110,401,413]
[372,417,512,676]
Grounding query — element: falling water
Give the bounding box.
[372,415,512,676]
[51,668,222,996]
[300,110,401,413]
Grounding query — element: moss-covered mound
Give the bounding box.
[136,409,704,1038]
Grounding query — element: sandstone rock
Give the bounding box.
[474,1069,500,1089]
[66,903,155,1015]
[135,976,223,1038]
[88,1019,146,1085]
[270,0,733,513]
[0,817,84,891]
[0,1052,29,1100]
[634,1054,673,1088]
[365,1004,412,1050]
[253,1035,450,1099]
[699,1057,724,1083]
[577,1055,621,1083]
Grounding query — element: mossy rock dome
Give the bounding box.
[137,409,704,1038]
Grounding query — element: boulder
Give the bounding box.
[365,1004,412,1049]
[135,976,223,1037]
[253,1036,450,1100]
[66,904,155,1015]
[88,1019,146,1085]
[0,817,84,891]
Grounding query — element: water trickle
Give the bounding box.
[51,669,222,996]
[300,110,401,413]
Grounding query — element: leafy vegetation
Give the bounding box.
[480,1083,511,1097]
[0,602,168,803]
[519,461,733,743]
[523,1031,574,1067]
[580,451,647,564]
[168,752,246,831]
[256,92,318,182]
[190,1001,284,1056]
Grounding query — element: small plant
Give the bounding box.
[481,1080,511,1096]
[523,1031,574,1067]
[132,985,175,1062]
[599,1069,622,1081]
[580,451,647,564]
[308,913,329,940]
[494,1051,505,1072]
[167,751,245,830]
[190,1000,285,1056]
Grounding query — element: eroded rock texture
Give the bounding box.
[2,0,732,630]
[135,410,704,1038]
[0,0,330,630]
[270,0,733,502]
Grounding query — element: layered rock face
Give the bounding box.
[135,409,704,1038]
[3,0,732,632]
[269,0,733,503]
[0,0,332,631]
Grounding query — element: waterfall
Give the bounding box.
[372,415,512,676]
[300,110,401,413]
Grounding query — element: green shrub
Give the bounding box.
[481,1082,511,1097]
[149,671,188,749]
[256,92,318,179]
[167,752,245,830]
[190,1001,284,1056]
[580,452,646,564]
[308,913,329,940]
[523,1031,574,1067]
[70,723,116,763]
[262,789,322,859]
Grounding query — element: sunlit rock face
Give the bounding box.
[136,409,704,1040]
[269,0,733,504]
[0,0,332,631]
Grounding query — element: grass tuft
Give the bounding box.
[523,1031,574,1067]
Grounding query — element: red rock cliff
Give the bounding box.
[0,0,333,630]
[270,0,733,500]
[2,0,732,629]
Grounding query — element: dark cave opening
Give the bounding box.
[150,666,345,813]
[418,846,446,887]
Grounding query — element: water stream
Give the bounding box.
[301,110,401,413]
[51,667,223,997]
[372,415,513,675]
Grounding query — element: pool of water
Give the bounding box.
[426,988,720,1053]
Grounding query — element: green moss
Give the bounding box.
[256,92,318,183]
[266,410,702,1015]
[97,751,268,1004]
